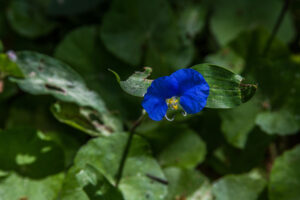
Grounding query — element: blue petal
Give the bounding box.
[142,96,168,121]
[180,84,209,114]
[170,68,210,114]
[170,68,207,96]
[145,76,179,99]
[142,76,178,121]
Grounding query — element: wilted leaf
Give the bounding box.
[6,0,56,38]
[269,145,300,200]
[212,170,266,200]
[10,51,122,135]
[192,64,257,108]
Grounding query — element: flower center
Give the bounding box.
[166,97,179,110]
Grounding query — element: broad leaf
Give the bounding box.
[192,64,257,108]
[209,0,294,46]
[48,0,105,16]
[137,123,207,169]
[51,101,112,136]
[63,132,168,200]
[256,108,300,135]
[212,170,266,200]
[101,0,193,72]
[164,167,213,200]
[269,145,300,200]
[6,0,56,38]
[0,129,65,200]
[10,51,122,135]
[220,97,262,148]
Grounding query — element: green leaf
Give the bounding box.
[6,0,56,38]
[10,51,122,135]
[164,167,213,200]
[101,0,193,72]
[192,63,257,108]
[205,47,245,74]
[269,145,300,200]
[109,67,153,97]
[112,64,257,109]
[0,53,24,78]
[158,129,206,169]
[0,129,65,200]
[212,170,266,200]
[0,129,65,178]
[0,40,3,52]
[51,101,113,136]
[0,172,64,200]
[137,123,206,169]
[209,0,294,46]
[65,132,168,200]
[220,97,262,148]
[48,0,105,16]
[256,108,300,135]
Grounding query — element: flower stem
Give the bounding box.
[115,110,146,187]
[262,0,292,56]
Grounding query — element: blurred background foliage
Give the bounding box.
[0,0,300,199]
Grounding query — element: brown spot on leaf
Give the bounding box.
[45,84,66,94]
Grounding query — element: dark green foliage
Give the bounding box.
[0,0,299,199]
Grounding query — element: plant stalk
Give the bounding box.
[262,0,292,56]
[115,111,146,187]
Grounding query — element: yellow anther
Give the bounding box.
[173,104,178,110]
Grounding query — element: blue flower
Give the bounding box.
[142,68,210,121]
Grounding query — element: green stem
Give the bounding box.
[115,111,146,187]
[262,0,292,56]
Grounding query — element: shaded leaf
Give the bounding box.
[137,123,207,169]
[269,145,300,200]
[220,97,262,148]
[209,0,294,46]
[51,101,113,136]
[256,108,300,135]
[6,0,56,38]
[48,0,105,16]
[164,167,213,200]
[101,0,193,72]
[10,51,122,135]
[212,170,266,200]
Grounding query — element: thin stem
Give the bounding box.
[115,110,146,187]
[262,0,292,56]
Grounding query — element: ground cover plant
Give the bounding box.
[0,0,300,199]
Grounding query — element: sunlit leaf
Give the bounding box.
[192,64,257,108]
